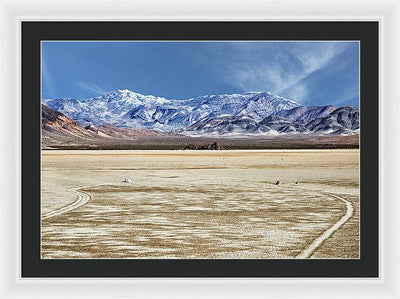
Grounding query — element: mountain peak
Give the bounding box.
[117,89,132,93]
[42,89,358,136]
[116,89,139,96]
[42,90,300,130]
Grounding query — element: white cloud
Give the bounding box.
[282,84,308,103]
[200,42,351,103]
[74,82,107,95]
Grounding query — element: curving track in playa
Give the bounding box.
[296,192,355,258]
[41,188,93,220]
[41,184,355,258]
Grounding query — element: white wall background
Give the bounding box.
[0,0,399,298]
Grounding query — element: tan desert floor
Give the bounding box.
[41,149,359,259]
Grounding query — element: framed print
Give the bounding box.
[20,21,378,278]
[3,0,400,296]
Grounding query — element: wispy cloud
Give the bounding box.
[74,81,107,96]
[199,42,353,103]
[282,84,308,103]
[330,89,359,106]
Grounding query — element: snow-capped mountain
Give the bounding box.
[41,104,165,148]
[305,106,359,135]
[186,106,359,136]
[42,89,174,129]
[42,89,299,132]
[275,105,337,122]
[42,89,359,136]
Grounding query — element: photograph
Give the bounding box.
[40,40,360,259]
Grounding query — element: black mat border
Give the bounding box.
[21,21,379,277]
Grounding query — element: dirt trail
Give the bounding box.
[296,193,354,258]
[42,184,354,258]
[41,150,359,258]
[42,188,92,220]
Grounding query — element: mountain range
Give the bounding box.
[42,104,164,147]
[42,89,359,137]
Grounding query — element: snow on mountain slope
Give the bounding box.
[186,105,359,136]
[186,115,260,136]
[41,104,166,148]
[42,89,359,136]
[305,106,359,135]
[43,89,300,132]
[42,98,89,117]
[275,105,337,122]
[235,92,299,121]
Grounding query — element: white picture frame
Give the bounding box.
[0,0,398,298]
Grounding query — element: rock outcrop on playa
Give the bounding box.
[181,141,225,150]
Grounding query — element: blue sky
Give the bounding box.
[41,41,359,106]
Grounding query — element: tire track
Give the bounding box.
[296,192,354,258]
[41,188,92,220]
[42,183,355,258]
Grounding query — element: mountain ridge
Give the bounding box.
[41,104,165,148]
[42,89,359,136]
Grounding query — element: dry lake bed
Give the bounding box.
[41,149,359,259]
